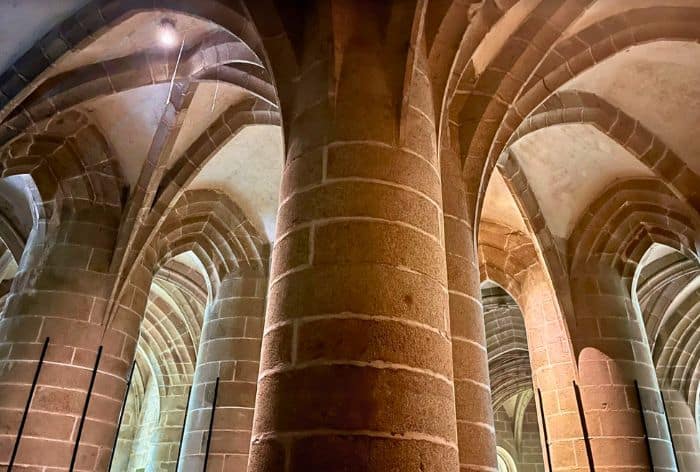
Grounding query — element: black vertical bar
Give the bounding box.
[202,377,220,472]
[69,345,103,471]
[175,386,193,472]
[107,360,136,471]
[634,380,655,471]
[659,390,680,470]
[8,337,50,470]
[536,388,553,472]
[573,381,595,472]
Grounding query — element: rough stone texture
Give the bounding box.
[179,274,266,471]
[494,398,544,472]
[0,205,136,471]
[248,3,460,471]
[443,144,498,471]
[1,2,700,471]
[571,264,676,472]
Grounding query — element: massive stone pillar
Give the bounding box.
[248,3,459,470]
[180,274,266,470]
[518,275,587,472]
[570,264,676,472]
[442,145,498,471]
[478,216,588,472]
[0,205,138,470]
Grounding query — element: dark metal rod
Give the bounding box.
[69,345,103,471]
[203,377,220,472]
[634,380,655,471]
[573,381,595,472]
[536,387,553,472]
[107,360,136,471]
[8,337,50,470]
[175,386,193,472]
[659,390,680,470]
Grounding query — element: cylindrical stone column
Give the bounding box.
[249,145,459,471]
[179,274,266,471]
[571,265,676,472]
[519,274,588,472]
[0,205,140,471]
[442,145,498,471]
[248,7,459,467]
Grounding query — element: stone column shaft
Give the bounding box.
[180,274,266,471]
[442,146,498,471]
[519,275,588,472]
[0,206,139,471]
[571,266,676,472]
[249,139,459,470]
[248,4,460,470]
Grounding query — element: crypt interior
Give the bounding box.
[0,1,699,471]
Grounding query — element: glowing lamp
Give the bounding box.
[159,19,178,47]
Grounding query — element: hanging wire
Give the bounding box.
[166,34,186,106]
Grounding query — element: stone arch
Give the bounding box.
[440,0,544,128]
[479,219,583,471]
[0,109,123,220]
[0,39,275,146]
[569,178,700,287]
[120,347,163,470]
[0,0,274,120]
[155,99,280,209]
[654,281,700,405]
[636,250,699,351]
[523,7,700,97]
[634,247,700,470]
[445,1,700,229]
[112,259,208,470]
[490,12,700,219]
[138,188,268,470]
[488,87,700,331]
[450,0,594,222]
[478,220,578,385]
[482,282,532,411]
[141,270,203,391]
[152,188,267,295]
[0,3,283,337]
[565,178,700,470]
[508,90,700,208]
[108,187,267,469]
[0,172,37,237]
[0,175,38,297]
[496,445,518,472]
[107,186,266,365]
[105,100,279,329]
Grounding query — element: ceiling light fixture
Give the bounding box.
[158,18,178,47]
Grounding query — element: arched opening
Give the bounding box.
[497,446,518,472]
[111,253,207,470]
[483,281,544,472]
[0,176,32,309]
[635,243,700,470]
[3,2,700,471]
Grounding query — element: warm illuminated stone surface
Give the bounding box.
[0,206,136,470]
[0,1,699,471]
[248,4,461,470]
[180,274,267,470]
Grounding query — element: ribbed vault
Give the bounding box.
[483,284,532,411]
